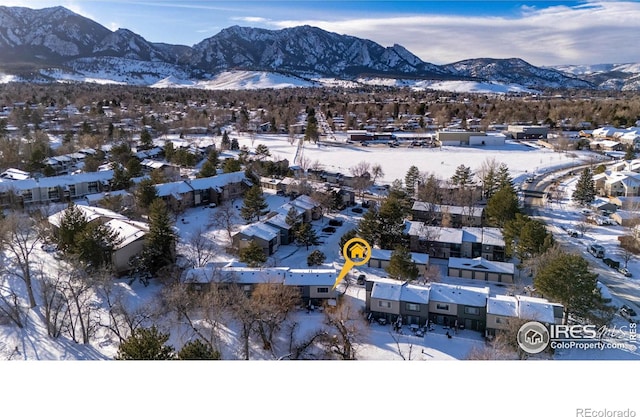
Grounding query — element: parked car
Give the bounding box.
[620,305,637,322]
[603,258,620,269]
[322,226,336,233]
[588,244,605,258]
[567,229,580,238]
[356,274,366,285]
[352,207,363,213]
[618,267,632,277]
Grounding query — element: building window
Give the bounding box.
[436,303,449,311]
[406,303,420,312]
[378,300,392,309]
[22,190,33,201]
[48,187,59,200]
[464,306,480,315]
[496,317,507,324]
[88,181,98,193]
[317,287,329,293]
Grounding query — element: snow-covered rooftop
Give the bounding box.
[448,257,514,274]
[486,295,518,317]
[515,295,559,324]
[369,248,429,265]
[429,282,489,307]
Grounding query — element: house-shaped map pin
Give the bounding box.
[348,242,367,259]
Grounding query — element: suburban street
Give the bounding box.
[523,161,640,314]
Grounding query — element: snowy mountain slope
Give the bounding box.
[443,58,593,89]
[551,62,640,91]
[189,25,449,79]
[0,5,637,91]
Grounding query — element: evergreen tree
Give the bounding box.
[221,131,231,150]
[164,141,175,162]
[534,250,612,324]
[356,208,380,248]
[75,222,122,270]
[135,178,159,210]
[139,199,176,276]
[295,222,320,250]
[572,167,596,206]
[139,128,153,150]
[503,213,554,262]
[377,196,408,249]
[239,240,267,267]
[451,164,474,188]
[126,158,142,178]
[57,204,89,252]
[624,145,636,161]
[254,144,271,160]
[307,249,326,266]
[177,339,221,360]
[486,185,520,228]
[222,158,242,173]
[386,245,419,281]
[304,108,319,143]
[482,164,498,199]
[198,148,219,178]
[285,206,301,233]
[115,326,175,360]
[240,186,268,223]
[404,165,420,198]
[496,163,515,192]
[339,229,357,252]
[111,164,131,191]
[230,137,240,151]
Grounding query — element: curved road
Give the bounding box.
[524,162,640,314]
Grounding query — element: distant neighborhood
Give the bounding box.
[1,81,640,361]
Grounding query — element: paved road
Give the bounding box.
[523,161,640,315]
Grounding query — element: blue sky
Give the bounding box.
[2,1,639,66]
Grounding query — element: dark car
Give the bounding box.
[356,274,366,285]
[352,207,363,213]
[322,226,336,233]
[328,219,343,227]
[620,305,637,322]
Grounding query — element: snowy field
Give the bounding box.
[0,133,637,363]
[2,136,639,416]
[184,131,598,186]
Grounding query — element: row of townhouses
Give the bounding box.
[364,277,564,336]
[182,266,338,307]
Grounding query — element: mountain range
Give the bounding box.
[0,5,638,91]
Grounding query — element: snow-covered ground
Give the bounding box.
[3,136,638,416]
[2,134,632,361]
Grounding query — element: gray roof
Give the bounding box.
[448,257,514,274]
[429,282,489,307]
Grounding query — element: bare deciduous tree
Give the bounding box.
[209,202,239,244]
[320,297,367,360]
[251,283,301,352]
[2,214,42,308]
[180,227,217,268]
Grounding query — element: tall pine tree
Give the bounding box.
[138,199,176,277]
[241,186,268,222]
[572,167,596,206]
[404,165,420,198]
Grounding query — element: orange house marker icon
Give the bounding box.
[348,243,367,259]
